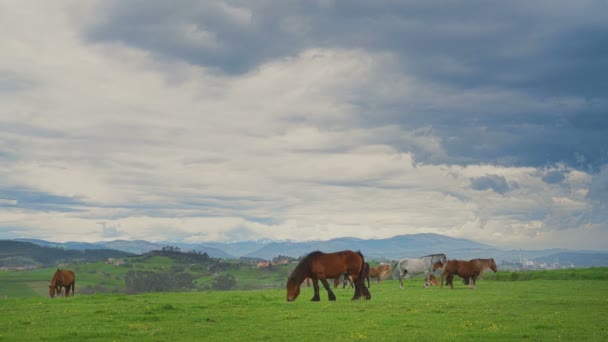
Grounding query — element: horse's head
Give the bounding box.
[432,262,443,271]
[286,275,301,302]
[489,258,497,272]
[49,284,56,298]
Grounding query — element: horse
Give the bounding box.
[367,263,392,286]
[49,268,75,298]
[393,253,447,288]
[428,274,439,286]
[286,250,371,301]
[440,258,497,289]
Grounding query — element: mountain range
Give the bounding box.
[12,233,608,267]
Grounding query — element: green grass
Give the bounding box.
[1,277,607,341]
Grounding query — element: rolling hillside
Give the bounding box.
[0,241,134,268]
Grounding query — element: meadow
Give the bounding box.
[1,268,607,341]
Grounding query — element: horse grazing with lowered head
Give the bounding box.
[49,268,75,298]
[286,250,371,301]
[440,258,497,289]
[393,253,447,288]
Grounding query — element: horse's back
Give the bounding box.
[59,270,75,284]
[313,250,363,278]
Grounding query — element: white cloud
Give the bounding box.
[0,1,606,251]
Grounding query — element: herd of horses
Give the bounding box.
[285,250,497,302]
[47,250,497,302]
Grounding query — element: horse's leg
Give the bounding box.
[361,277,371,300]
[320,278,336,301]
[351,274,368,300]
[470,275,477,289]
[423,270,429,288]
[398,270,405,288]
[310,279,321,301]
[447,274,454,289]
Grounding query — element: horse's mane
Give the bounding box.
[49,268,61,286]
[421,253,446,258]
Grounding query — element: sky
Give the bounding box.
[1,0,607,250]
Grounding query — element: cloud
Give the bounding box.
[0,1,607,250]
[470,175,511,194]
[543,171,566,184]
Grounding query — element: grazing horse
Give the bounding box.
[440,258,497,289]
[367,263,392,286]
[286,250,371,302]
[428,274,439,286]
[49,268,75,298]
[393,253,447,288]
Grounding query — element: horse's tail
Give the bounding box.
[356,251,371,299]
[357,251,366,283]
[391,261,399,275]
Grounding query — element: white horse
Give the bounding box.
[393,253,447,288]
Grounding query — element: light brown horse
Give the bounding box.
[49,268,75,298]
[439,258,497,289]
[286,250,371,301]
[367,263,392,286]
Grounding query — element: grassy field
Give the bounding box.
[1,272,607,341]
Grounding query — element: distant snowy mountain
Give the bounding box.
[10,234,608,265]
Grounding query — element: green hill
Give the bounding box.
[0,240,135,268]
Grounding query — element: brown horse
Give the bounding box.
[440,258,497,289]
[367,263,392,286]
[286,250,371,301]
[428,274,439,286]
[49,268,75,298]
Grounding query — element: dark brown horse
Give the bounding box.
[286,250,371,301]
[49,268,75,298]
[440,258,497,289]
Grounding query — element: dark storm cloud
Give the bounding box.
[471,175,511,194]
[86,0,608,171]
